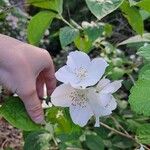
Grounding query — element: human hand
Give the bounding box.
[0,34,56,124]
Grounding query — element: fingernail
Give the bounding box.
[34,115,45,124]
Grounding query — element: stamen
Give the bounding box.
[75,67,88,80]
[69,90,88,108]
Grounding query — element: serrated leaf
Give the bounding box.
[0,97,41,131]
[85,0,124,20]
[86,134,104,150]
[137,44,150,61]
[27,0,63,14]
[27,11,56,45]
[24,130,52,150]
[136,124,150,144]
[120,1,144,35]
[129,71,150,116]
[59,26,79,48]
[118,33,150,46]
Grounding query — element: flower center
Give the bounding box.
[69,90,88,108]
[75,67,88,80]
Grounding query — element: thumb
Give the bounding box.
[17,82,44,124]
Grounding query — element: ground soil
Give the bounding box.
[0,118,23,150]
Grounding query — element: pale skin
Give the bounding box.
[0,34,56,124]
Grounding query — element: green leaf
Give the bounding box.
[137,44,150,61]
[85,134,104,150]
[82,22,104,41]
[85,0,124,20]
[27,0,63,14]
[74,34,93,53]
[136,0,150,13]
[118,33,150,46]
[136,124,150,144]
[129,0,138,6]
[139,10,150,21]
[46,107,80,134]
[129,71,150,116]
[0,97,41,131]
[59,26,79,48]
[24,130,52,150]
[58,132,82,149]
[27,11,56,45]
[139,64,150,79]
[107,67,125,80]
[120,1,144,35]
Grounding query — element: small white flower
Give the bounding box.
[55,51,108,89]
[51,80,121,127]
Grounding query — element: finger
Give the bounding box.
[21,89,44,124]
[36,72,45,99]
[42,51,56,96]
[17,80,44,124]
[43,68,56,96]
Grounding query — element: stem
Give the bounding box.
[100,122,150,150]
[100,122,134,140]
[59,15,74,28]
[111,116,130,136]
[52,136,58,147]
[128,74,136,85]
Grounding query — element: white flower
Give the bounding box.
[55,51,108,89]
[51,79,122,127]
[96,78,122,94]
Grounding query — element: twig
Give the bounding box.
[100,122,150,150]
[1,138,8,149]
[128,74,136,85]
[110,116,130,135]
[58,15,74,28]
[100,122,134,140]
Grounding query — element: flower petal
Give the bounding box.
[106,95,117,111]
[101,80,122,94]
[51,84,73,107]
[55,65,78,84]
[88,90,114,116]
[69,104,93,127]
[96,78,110,92]
[67,51,91,70]
[87,58,108,85]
